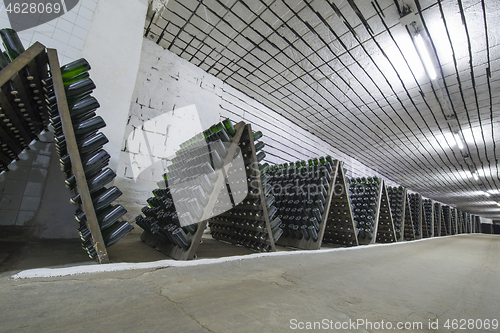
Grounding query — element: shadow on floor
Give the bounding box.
[0,226,347,276]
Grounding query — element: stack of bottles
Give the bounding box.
[387,186,404,240]
[450,207,457,234]
[442,205,452,235]
[209,125,279,252]
[46,58,133,258]
[0,28,49,172]
[322,161,358,247]
[347,177,381,242]
[136,118,236,254]
[434,202,442,236]
[266,156,334,246]
[409,193,421,237]
[135,188,197,250]
[422,199,433,238]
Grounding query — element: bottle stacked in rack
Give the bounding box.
[135,188,197,250]
[46,58,133,259]
[450,208,457,234]
[434,202,441,237]
[266,156,334,246]
[423,199,433,238]
[347,177,380,242]
[137,118,237,255]
[387,186,404,240]
[442,205,451,235]
[0,28,49,172]
[210,125,280,252]
[409,193,421,237]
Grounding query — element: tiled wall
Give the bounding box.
[0,0,97,65]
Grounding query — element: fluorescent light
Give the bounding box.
[454,133,464,150]
[414,34,437,80]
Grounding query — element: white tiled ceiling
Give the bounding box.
[145,0,500,219]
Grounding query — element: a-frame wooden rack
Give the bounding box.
[140,121,254,259]
[387,186,415,242]
[47,49,124,263]
[0,42,50,170]
[275,160,339,250]
[372,180,397,244]
[402,192,416,241]
[433,202,441,237]
[409,193,423,239]
[421,199,434,238]
[208,122,277,253]
[322,162,358,247]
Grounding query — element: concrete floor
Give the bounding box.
[0,234,498,332]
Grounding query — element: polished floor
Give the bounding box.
[0,234,498,332]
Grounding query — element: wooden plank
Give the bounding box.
[0,42,46,88]
[47,49,109,264]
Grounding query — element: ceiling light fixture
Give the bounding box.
[472,171,479,181]
[414,33,437,80]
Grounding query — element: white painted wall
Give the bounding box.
[81,0,148,171]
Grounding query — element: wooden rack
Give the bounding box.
[47,49,110,263]
[402,191,415,241]
[209,123,276,253]
[456,210,463,234]
[474,216,481,233]
[435,203,445,236]
[409,193,422,239]
[322,162,358,247]
[140,121,248,259]
[0,42,49,169]
[271,160,338,250]
[421,199,433,238]
[451,207,458,235]
[387,186,405,242]
[373,180,397,244]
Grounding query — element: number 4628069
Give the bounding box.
[443,319,498,330]
[5,2,62,14]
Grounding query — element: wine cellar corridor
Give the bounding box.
[0,0,499,332]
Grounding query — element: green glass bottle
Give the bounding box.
[253,131,263,140]
[65,77,96,100]
[60,58,91,80]
[0,50,10,69]
[222,118,236,136]
[63,71,90,85]
[0,28,25,60]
